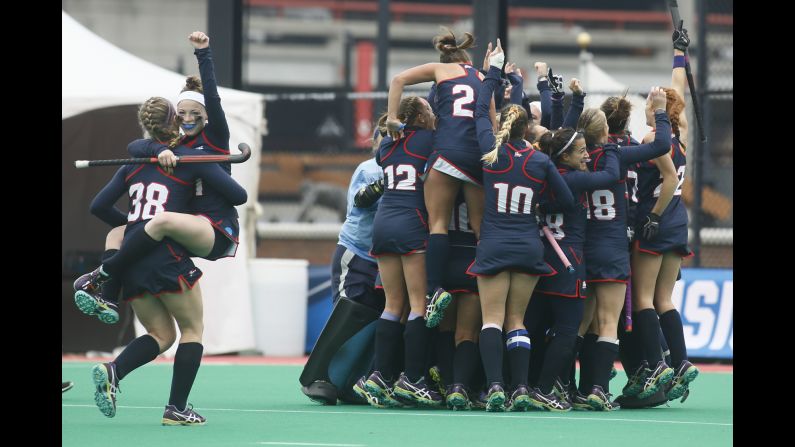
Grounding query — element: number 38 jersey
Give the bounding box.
[89,144,248,232]
[634,136,688,228]
[433,64,483,152]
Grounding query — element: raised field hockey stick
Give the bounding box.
[541,225,575,273]
[668,1,706,143]
[75,143,251,168]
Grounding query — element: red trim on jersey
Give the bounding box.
[535,281,583,299]
[156,166,191,185]
[369,245,427,258]
[415,208,428,229]
[525,262,558,277]
[436,64,471,85]
[125,165,145,181]
[402,131,429,161]
[520,150,545,184]
[483,147,514,174]
[380,139,401,162]
[125,272,203,302]
[165,243,183,261]
[465,259,491,277]
[435,154,482,185]
[182,135,198,147]
[196,213,240,243]
[201,130,230,154]
[448,288,478,295]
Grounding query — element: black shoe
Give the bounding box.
[425,287,452,328]
[62,381,74,393]
[485,383,506,412]
[393,373,443,406]
[74,290,119,324]
[638,360,674,399]
[446,383,471,411]
[666,360,699,402]
[73,266,110,295]
[507,385,532,412]
[622,360,649,397]
[528,386,571,412]
[162,403,206,426]
[92,362,120,418]
[587,385,620,411]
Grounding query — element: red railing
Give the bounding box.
[246,0,733,28]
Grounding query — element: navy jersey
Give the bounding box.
[173,46,236,220]
[635,136,688,226]
[545,148,620,246]
[376,127,433,210]
[480,142,574,240]
[128,136,239,221]
[433,63,484,152]
[90,145,247,232]
[609,133,641,231]
[584,111,672,248]
[475,66,575,241]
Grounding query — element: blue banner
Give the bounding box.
[672,268,733,359]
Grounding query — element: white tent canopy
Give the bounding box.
[62,11,265,355]
[581,58,652,140]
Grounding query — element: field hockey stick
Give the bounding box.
[75,143,251,168]
[667,2,706,143]
[541,225,575,273]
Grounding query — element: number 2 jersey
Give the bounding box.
[634,135,691,256]
[370,127,434,256]
[429,63,485,184]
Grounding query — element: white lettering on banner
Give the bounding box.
[709,281,733,350]
[682,280,719,349]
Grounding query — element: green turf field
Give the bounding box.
[62,361,732,447]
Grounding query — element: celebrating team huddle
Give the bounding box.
[70,21,698,424]
[303,24,698,413]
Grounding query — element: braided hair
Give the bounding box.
[138,97,181,149]
[482,104,528,165]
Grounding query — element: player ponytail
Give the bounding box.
[433,27,475,63]
[372,113,389,153]
[601,92,632,135]
[181,75,204,94]
[577,107,608,148]
[662,87,685,139]
[538,128,581,163]
[396,96,424,129]
[138,97,180,148]
[482,104,527,165]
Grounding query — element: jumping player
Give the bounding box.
[80,96,247,425]
[385,28,494,329]
[73,31,241,323]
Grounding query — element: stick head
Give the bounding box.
[75,160,90,169]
